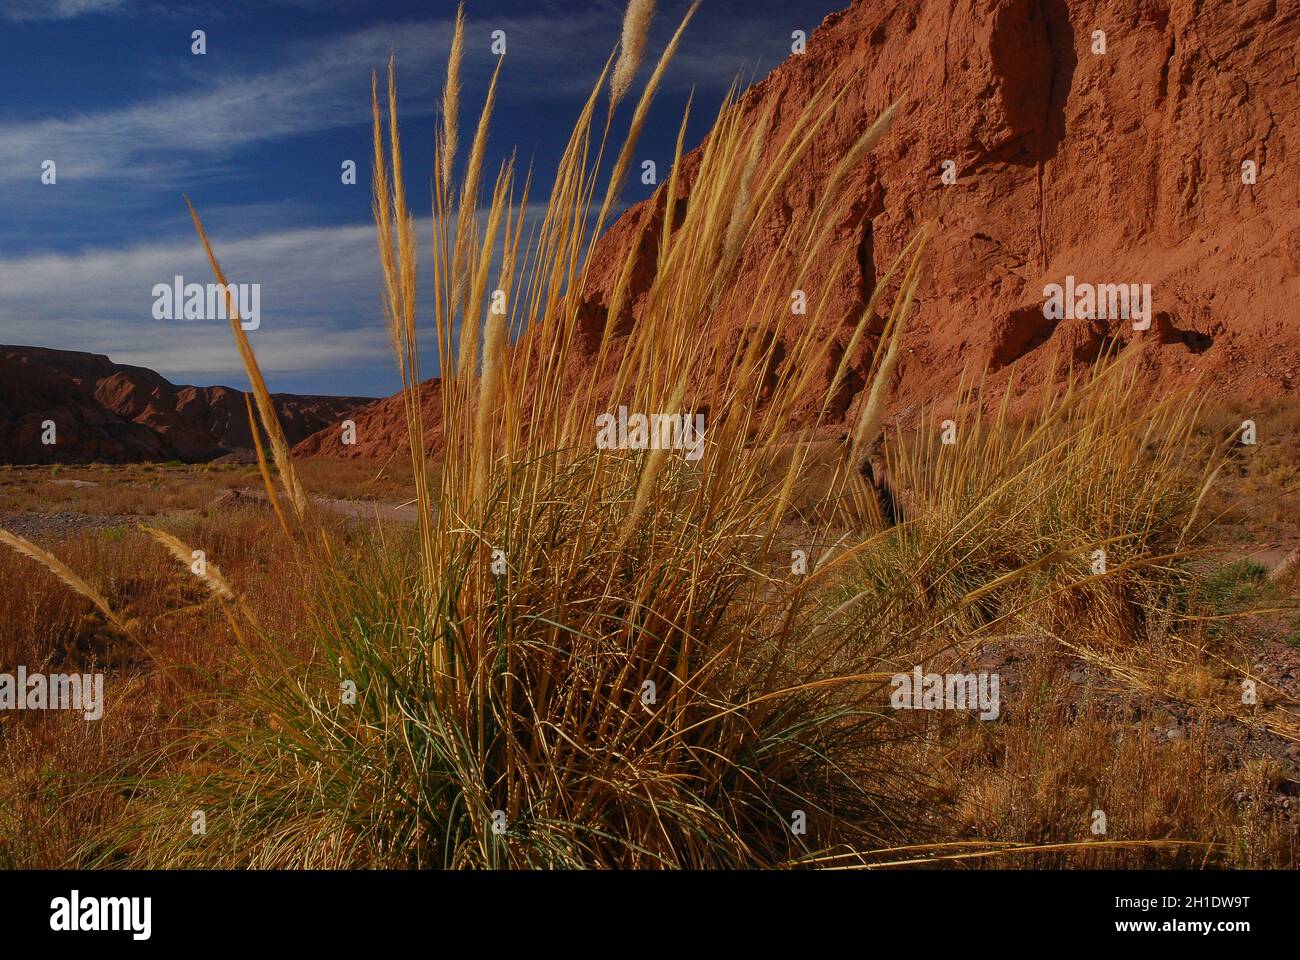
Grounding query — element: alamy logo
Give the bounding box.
[595,406,706,461]
[1042,275,1152,331]
[50,890,151,940]
[152,275,261,330]
[890,666,1001,720]
[0,668,102,720]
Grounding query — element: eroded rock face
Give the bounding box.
[577,0,1298,424]
[0,346,370,464]
[296,0,1297,460]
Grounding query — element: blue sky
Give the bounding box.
[0,0,844,397]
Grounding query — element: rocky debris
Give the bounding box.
[209,488,268,511]
[208,451,258,466]
[955,628,1300,823]
[206,486,418,524]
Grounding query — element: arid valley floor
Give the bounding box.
[2,394,1298,868]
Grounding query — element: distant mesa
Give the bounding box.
[0,345,372,465]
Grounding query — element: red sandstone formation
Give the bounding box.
[296,0,1298,459]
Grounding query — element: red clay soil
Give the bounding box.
[0,346,371,464]
[296,0,1299,459]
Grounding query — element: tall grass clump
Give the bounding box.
[866,363,1209,617]
[824,358,1222,678]
[103,1,946,868]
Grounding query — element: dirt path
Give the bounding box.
[1223,539,1300,571]
[311,495,419,524]
[226,487,419,524]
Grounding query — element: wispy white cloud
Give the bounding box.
[0,1,808,394]
[0,220,391,381]
[0,0,363,20]
[0,203,550,385]
[0,22,444,183]
[0,0,124,21]
[0,6,793,185]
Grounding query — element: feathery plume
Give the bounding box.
[452,58,503,342]
[185,197,309,524]
[440,4,465,190]
[141,526,235,600]
[595,0,697,235]
[142,525,262,644]
[721,99,774,270]
[610,0,655,114]
[245,392,293,538]
[851,220,933,468]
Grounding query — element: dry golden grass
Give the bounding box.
[1197,398,1300,544]
[1,390,1297,867]
[940,649,1298,869]
[0,508,354,867]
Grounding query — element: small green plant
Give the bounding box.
[1201,559,1272,610]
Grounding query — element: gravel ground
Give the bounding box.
[0,510,139,540]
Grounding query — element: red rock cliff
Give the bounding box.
[297,0,1298,458]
